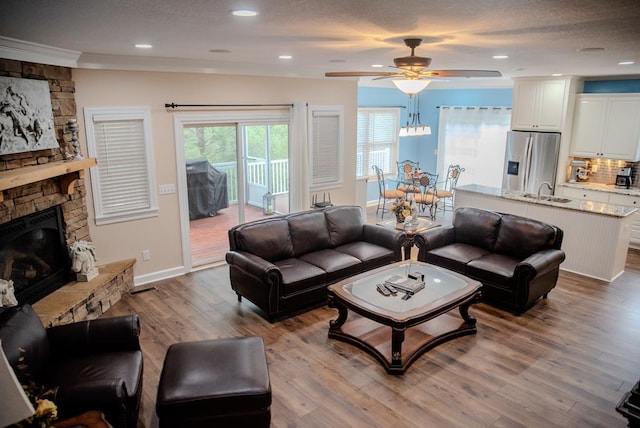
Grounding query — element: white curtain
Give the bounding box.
[437,106,511,188]
[289,102,310,212]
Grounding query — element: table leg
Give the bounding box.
[459,291,482,325]
[390,326,405,368]
[404,235,415,260]
[328,293,348,329]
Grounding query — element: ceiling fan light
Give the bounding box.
[392,79,430,96]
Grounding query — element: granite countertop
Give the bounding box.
[558,181,640,197]
[455,184,638,217]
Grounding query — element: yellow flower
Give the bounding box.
[35,398,57,419]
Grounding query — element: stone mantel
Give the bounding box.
[0,157,97,202]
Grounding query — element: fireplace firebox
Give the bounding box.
[0,205,71,305]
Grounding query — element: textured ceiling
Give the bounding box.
[1,0,639,88]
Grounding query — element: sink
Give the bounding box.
[518,194,572,203]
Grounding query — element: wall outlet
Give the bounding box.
[142,249,151,261]
[159,184,176,194]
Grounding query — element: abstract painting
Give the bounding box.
[0,76,58,155]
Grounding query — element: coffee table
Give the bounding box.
[327,261,481,374]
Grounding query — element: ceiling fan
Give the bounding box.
[325,38,502,94]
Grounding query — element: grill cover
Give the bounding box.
[186,159,229,220]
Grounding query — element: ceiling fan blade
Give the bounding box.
[324,71,397,77]
[420,70,502,78]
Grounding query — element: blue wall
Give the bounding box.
[358,86,513,201]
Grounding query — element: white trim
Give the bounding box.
[0,36,80,67]
[134,265,187,286]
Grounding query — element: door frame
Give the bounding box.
[173,110,290,271]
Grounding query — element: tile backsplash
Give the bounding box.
[572,157,639,187]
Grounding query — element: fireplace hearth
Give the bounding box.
[0,205,71,305]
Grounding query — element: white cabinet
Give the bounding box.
[570,94,640,161]
[511,78,569,131]
[608,193,640,248]
[560,187,610,203]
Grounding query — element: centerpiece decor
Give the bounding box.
[391,197,412,224]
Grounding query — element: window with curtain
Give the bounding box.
[357,107,400,178]
[437,106,511,188]
[84,106,158,225]
[308,106,343,188]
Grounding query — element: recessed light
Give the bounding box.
[551,73,563,77]
[231,9,258,17]
[371,64,384,68]
[619,61,635,65]
[134,44,152,49]
[492,55,508,59]
[279,55,292,60]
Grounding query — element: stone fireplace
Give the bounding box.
[0,59,134,326]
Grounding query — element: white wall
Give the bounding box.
[73,69,358,284]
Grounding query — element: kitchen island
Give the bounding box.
[454,184,637,282]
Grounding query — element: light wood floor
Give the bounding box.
[106,209,639,428]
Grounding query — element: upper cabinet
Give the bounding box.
[511,78,570,131]
[570,94,640,161]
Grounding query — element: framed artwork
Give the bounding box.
[0,76,58,155]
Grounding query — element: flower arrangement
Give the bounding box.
[390,197,412,223]
[13,381,58,428]
[11,348,58,428]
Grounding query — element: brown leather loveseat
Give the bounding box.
[0,304,143,428]
[415,207,565,314]
[226,205,405,321]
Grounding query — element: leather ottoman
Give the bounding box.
[156,337,271,428]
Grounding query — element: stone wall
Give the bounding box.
[0,59,90,245]
[0,59,133,323]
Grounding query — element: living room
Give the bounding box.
[2,1,640,427]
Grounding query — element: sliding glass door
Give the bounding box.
[181,119,289,267]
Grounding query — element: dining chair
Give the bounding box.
[413,172,439,220]
[429,164,465,213]
[373,165,405,217]
[396,160,421,194]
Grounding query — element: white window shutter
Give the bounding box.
[309,106,343,187]
[84,107,158,224]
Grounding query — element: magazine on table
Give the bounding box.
[384,274,425,294]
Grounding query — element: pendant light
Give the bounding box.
[399,92,431,137]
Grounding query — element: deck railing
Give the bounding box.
[213,159,289,203]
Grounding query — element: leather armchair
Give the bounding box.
[0,304,143,428]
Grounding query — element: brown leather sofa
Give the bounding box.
[226,205,405,321]
[0,304,143,428]
[415,207,565,314]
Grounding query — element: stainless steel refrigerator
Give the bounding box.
[502,131,560,194]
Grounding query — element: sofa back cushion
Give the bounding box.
[288,210,332,256]
[453,207,501,250]
[230,218,294,262]
[494,214,560,259]
[0,304,50,380]
[324,206,364,247]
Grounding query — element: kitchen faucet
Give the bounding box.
[537,181,553,199]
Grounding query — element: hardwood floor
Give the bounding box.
[108,208,639,427]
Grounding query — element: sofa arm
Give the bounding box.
[54,379,128,428]
[516,249,566,278]
[47,315,141,357]
[414,225,455,260]
[362,224,405,260]
[226,250,281,281]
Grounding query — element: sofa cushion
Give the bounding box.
[288,211,331,256]
[299,249,360,273]
[274,258,327,295]
[425,243,490,274]
[235,219,294,262]
[493,215,559,259]
[453,207,501,250]
[466,253,521,289]
[324,206,364,247]
[335,242,396,271]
